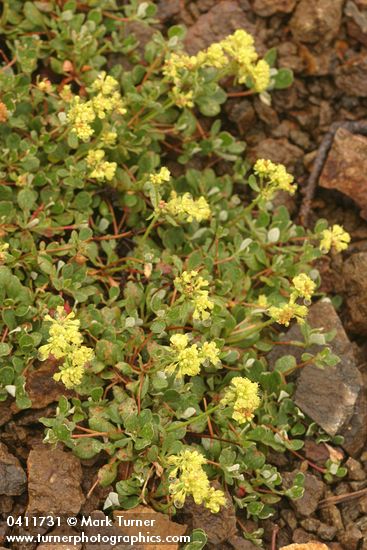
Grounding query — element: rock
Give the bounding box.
[320,504,344,532]
[335,54,367,97]
[113,506,187,550]
[0,442,26,496]
[183,492,237,545]
[338,524,363,549]
[273,300,367,456]
[228,536,258,549]
[284,471,324,516]
[248,137,303,173]
[301,519,321,533]
[281,544,329,549]
[290,0,344,44]
[0,398,13,426]
[25,361,74,409]
[304,441,329,465]
[320,128,367,218]
[343,253,367,334]
[156,0,180,21]
[253,0,297,16]
[27,448,85,515]
[346,457,366,480]
[184,1,256,55]
[317,522,337,541]
[227,99,256,134]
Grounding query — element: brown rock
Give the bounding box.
[0,442,26,496]
[320,128,367,217]
[284,472,324,516]
[248,137,303,172]
[335,54,367,97]
[253,0,297,16]
[343,253,367,334]
[0,398,13,426]
[25,361,74,409]
[346,457,366,481]
[184,1,256,55]
[281,544,329,549]
[338,524,363,549]
[113,506,187,550]
[183,491,237,545]
[290,0,344,44]
[27,448,85,515]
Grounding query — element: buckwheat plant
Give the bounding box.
[0,1,349,545]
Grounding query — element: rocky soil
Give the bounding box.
[1,1,367,549]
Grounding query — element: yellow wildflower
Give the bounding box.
[167,449,226,512]
[250,59,271,92]
[38,306,94,389]
[258,295,268,308]
[254,159,297,198]
[174,271,214,322]
[170,86,195,108]
[54,364,85,389]
[67,96,96,141]
[39,307,82,360]
[292,274,316,301]
[92,71,119,95]
[149,167,171,186]
[86,149,117,182]
[37,79,53,93]
[192,291,214,321]
[201,341,220,365]
[220,377,260,424]
[167,335,220,377]
[320,224,351,254]
[162,191,211,223]
[101,130,117,147]
[268,301,308,326]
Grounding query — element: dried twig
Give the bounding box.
[318,487,367,508]
[299,120,367,227]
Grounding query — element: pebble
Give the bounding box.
[290,0,344,44]
[0,442,26,496]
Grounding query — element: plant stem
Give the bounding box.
[140,213,159,245]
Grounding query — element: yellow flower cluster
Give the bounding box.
[167,449,226,513]
[163,30,271,107]
[174,271,214,321]
[86,149,117,181]
[253,159,297,198]
[320,224,351,253]
[167,334,220,377]
[292,273,316,301]
[268,301,308,327]
[39,306,94,389]
[149,167,171,186]
[67,72,126,142]
[220,377,260,424]
[162,191,211,223]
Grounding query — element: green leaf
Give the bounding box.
[73,438,104,459]
[274,68,294,89]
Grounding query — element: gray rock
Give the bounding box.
[0,442,26,496]
[268,300,366,456]
[290,0,344,44]
[343,253,367,334]
[27,448,85,515]
[284,471,324,516]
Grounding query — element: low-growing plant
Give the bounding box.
[0,0,350,544]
